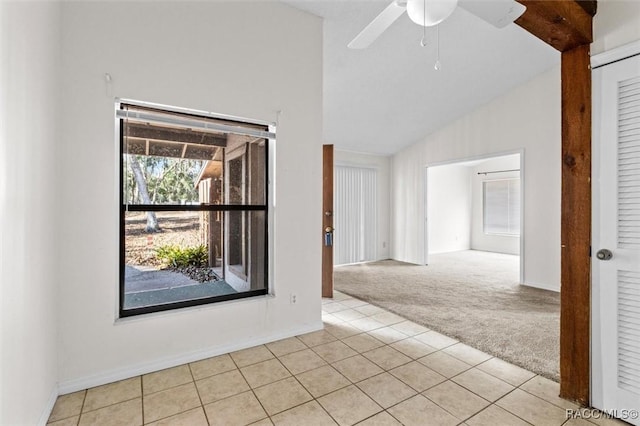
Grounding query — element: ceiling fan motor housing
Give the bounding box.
[406,0,459,27]
[347,0,526,49]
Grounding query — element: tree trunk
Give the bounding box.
[129,156,160,232]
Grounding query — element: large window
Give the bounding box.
[119,102,271,316]
[483,178,520,236]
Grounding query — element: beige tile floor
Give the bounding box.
[48,291,628,426]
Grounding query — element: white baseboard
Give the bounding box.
[37,385,59,426]
[58,321,323,395]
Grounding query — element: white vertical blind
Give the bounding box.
[334,166,377,265]
[483,178,521,235]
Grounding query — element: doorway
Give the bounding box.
[424,153,524,283]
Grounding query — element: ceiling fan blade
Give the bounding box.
[458,0,526,29]
[348,1,407,49]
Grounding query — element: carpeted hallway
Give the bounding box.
[334,250,560,381]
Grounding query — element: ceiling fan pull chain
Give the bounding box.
[434,24,441,70]
[420,0,428,47]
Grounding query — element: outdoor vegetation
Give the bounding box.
[123,155,204,232]
[124,154,219,283]
[156,244,208,268]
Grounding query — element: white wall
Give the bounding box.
[426,165,472,255]
[0,2,60,424]
[57,1,323,390]
[392,66,561,291]
[334,150,391,260]
[592,0,640,55]
[470,155,521,255]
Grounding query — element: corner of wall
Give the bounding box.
[37,386,60,426]
[1,2,62,424]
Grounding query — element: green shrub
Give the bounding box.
[155,244,208,268]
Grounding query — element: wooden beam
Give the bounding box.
[515,0,593,52]
[559,44,591,406]
[576,0,597,17]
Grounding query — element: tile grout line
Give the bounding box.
[249,343,292,422]
[353,371,416,413]
[290,375,343,426]
[139,376,144,426]
[144,385,199,425]
[78,389,88,418]
[76,390,87,426]
[139,367,207,425]
[422,386,492,425]
[76,395,142,417]
[263,343,323,418]
[187,361,209,426]
[487,385,536,425]
[515,374,581,413]
[230,348,273,424]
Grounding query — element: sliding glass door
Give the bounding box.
[334,166,377,265]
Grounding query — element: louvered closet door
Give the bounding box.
[593,53,640,423]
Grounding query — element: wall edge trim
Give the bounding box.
[37,385,59,426]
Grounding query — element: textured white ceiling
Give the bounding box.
[283,0,559,155]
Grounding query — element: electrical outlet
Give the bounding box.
[290,293,297,304]
[382,241,386,248]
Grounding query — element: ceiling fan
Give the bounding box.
[348,0,527,49]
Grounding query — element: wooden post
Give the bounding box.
[560,44,592,405]
[513,0,595,404]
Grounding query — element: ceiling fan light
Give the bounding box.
[407,0,458,27]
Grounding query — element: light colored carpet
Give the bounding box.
[334,250,560,381]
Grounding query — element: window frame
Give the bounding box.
[482,177,521,237]
[117,100,271,318]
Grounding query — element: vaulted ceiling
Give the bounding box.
[284,0,560,155]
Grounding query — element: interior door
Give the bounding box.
[592,53,640,424]
[322,145,334,298]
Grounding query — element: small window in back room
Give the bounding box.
[483,178,520,236]
[118,102,272,317]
